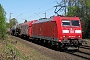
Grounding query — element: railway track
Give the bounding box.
[11,36,90,60]
[65,47,90,60]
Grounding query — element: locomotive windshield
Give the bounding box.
[62,20,80,26]
[71,20,80,26]
[62,20,70,26]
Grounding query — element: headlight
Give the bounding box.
[63,36,65,37]
[78,36,80,38]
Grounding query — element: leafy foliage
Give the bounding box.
[10,18,18,27]
[0,4,6,40]
[67,6,80,17]
[6,22,10,28]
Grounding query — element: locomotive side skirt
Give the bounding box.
[32,35,59,42]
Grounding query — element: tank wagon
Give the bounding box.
[15,23,22,36]
[11,25,17,36]
[11,23,22,36]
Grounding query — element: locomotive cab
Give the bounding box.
[58,17,82,49]
[62,20,81,39]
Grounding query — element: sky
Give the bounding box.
[0,0,62,23]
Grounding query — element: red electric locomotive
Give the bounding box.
[32,16,82,49]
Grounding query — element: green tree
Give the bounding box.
[0,4,6,40]
[10,18,18,26]
[67,6,80,17]
[79,0,90,38]
[9,18,18,29]
[6,22,10,28]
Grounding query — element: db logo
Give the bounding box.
[70,30,74,33]
[70,28,74,33]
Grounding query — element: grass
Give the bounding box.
[7,44,27,60]
[13,40,53,60]
[0,35,53,60]
[0,38,27,60]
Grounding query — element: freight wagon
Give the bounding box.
[20,20,37,38]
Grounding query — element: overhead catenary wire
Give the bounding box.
[26,7,54,19]
[14,0,61,24]
[16,7,54,21]
[15,1,56,19]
